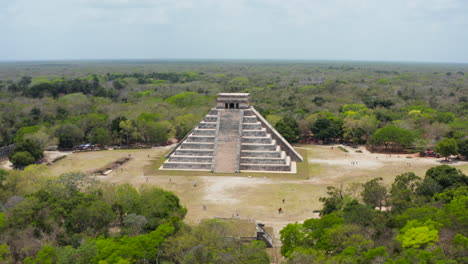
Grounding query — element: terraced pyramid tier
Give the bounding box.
[162,93,302,173]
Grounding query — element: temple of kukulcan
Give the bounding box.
[162,93,303,173]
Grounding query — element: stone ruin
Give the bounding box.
[162,93,303,173]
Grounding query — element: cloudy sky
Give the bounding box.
[1,0,468,62]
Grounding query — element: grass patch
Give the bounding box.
[338,146,348,152]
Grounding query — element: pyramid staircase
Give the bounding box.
[162,107,302,173]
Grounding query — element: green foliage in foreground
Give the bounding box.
[280,165,468,263]
[0,170,269,264]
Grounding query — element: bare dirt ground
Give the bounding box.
[45,144,467,243]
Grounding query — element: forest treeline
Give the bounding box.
[0,167,270,263]
[280,165,468,263]
[0,62,467,167]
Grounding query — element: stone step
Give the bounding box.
[169,156,213,163]
[204,115,218,122]
[192,129,216,136]
[241,150,282,158]
[186,136,215,143]
[163,162,211,170]
[242,143,277,151]
[242,129,267,137]
[243,123,262,130]
[213,109,241,173]
[243,110,254,116]
[241,136,272,144]
[240,163,291,171]
[240,157,286,164]
[199,122,217,129]
[180,142,214,149]
[208,109,219,115]
[243,116,258,123]
[174,149,214,156]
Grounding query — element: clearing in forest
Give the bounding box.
[45,144,468,240]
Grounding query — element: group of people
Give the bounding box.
[278,198,286,214]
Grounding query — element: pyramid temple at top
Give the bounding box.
[162,93,303,173]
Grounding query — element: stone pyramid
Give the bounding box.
[162,93,303,173]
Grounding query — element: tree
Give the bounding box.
[67,199,115,235]
[55,124,84,148]
[275,116,300,143]
[343,115,378,144]
[369,125,415,151]
[115,184,141,216]
[122,214,148,236]
[137,120,171,145]
[228,76,249,92]
[165,92,210,107]
[119,120,140,144]
[390,172,422,213]
[435,138,459,161]
[9,139,44,168]
[361,178,387,210]
[139,186,187,231]
[9,152,35,168]
[24,246,57,264]
[88,127,112,145]
[397,220,441,248]
[417,165,467,198]
[457,138,468,159]
[174,114,198,140]
[11,139,43,160]
[280,223,305,258]
[23,127,58,149]
[0,244,12,263]
[311,117,343,143]
[318,186,350,215]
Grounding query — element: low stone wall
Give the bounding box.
[0,144,16,161]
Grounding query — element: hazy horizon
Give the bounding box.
[2,0,468,63]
